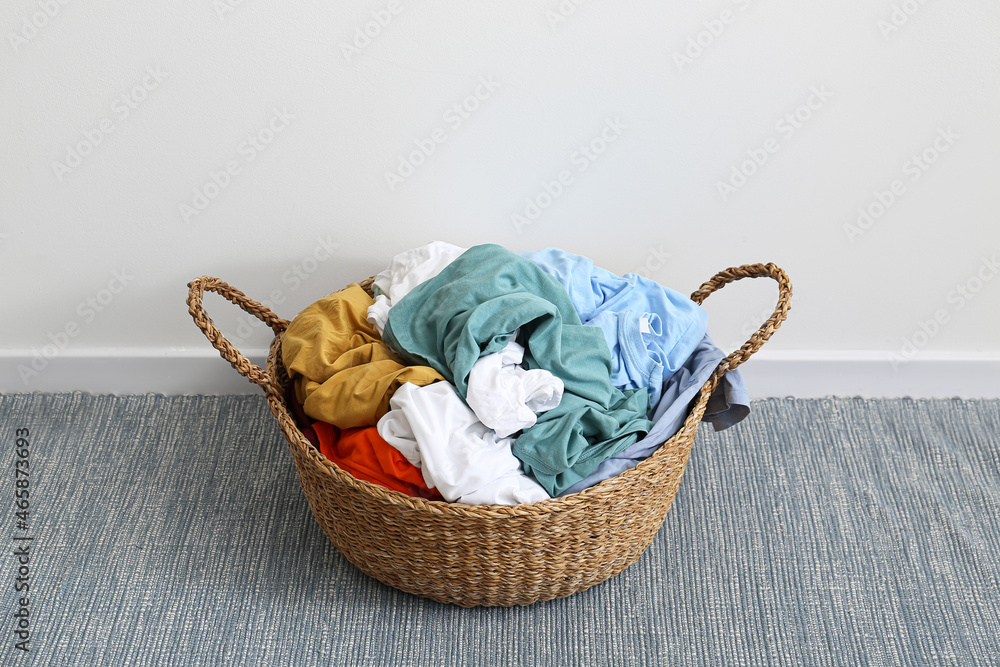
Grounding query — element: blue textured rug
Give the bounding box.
[1,394,998,666]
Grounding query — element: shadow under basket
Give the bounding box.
[186,263,792,607]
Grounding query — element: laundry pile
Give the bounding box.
[281,242,750,505]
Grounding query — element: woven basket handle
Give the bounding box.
[689,262,792,375]
[186,276,289,388]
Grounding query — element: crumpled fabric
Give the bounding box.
[367,241,467,336]
[281,283,444,428]
[312,421,445,501]
[381,243,653,496]
[466,334,564,438]
[558,332,750,496]
[518,247,709,410]
[377,382,549,505]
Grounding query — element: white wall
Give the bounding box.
[2,0,998,396]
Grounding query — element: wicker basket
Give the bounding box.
[186,262,791,607]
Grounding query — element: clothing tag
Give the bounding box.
[639,315,651,334]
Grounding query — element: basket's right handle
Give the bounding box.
[689,262,792,375]
[187,276,289,388]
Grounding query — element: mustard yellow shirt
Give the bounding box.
[282,283,443,428]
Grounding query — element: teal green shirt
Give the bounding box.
[383,244,653,496]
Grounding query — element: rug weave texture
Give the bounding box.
[1,394,997,666]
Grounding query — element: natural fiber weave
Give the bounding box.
[186,262,791,607]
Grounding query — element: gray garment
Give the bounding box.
[559,332,749,496]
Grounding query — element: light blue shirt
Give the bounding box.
[519,248,710,411]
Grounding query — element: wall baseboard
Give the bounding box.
[736,350,1000,399]
[1,349,998,398]
[0,349,273,396]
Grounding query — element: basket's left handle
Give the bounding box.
[186,276,290,388]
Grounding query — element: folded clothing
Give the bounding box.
[281,283,444,428]
[518,247,709,410]
[377,382,549,505]
[313,421,444,501]
[559,332,750,496]
[381,243,653,497]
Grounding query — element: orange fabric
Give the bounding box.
[312,421,444,501]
